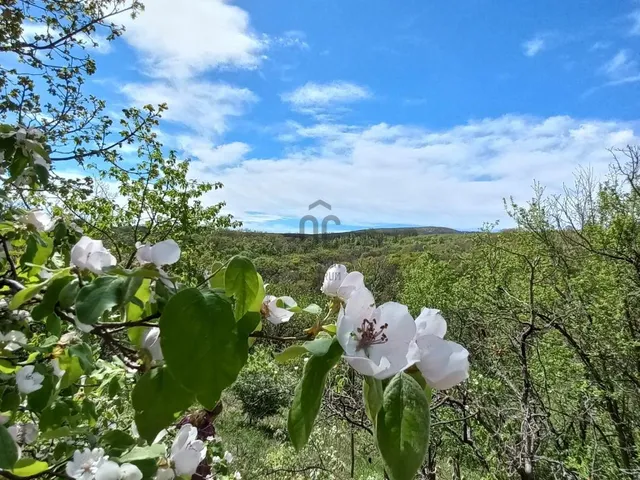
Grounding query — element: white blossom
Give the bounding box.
[8,422,38,444]
[321,264,364,302]
[71,236,117,275]
[66,448,108,480]
[60,331,80,345]
[223,451,233,463]
[15,128,26,142]
[51,358,65,378]
[413,308,469,390]
[27,128,44,139]
[136,240,180,267]
[154,467,174,480]
[0,330,27,351]
[141,327,163,362]
[234,472,242,480]
[21,210,53,231]
[32,153,49,171]
[261,295,296,325]
[170,424,205,477]
[94,461,120,480]
[337,288,420,379]
[16,365,44,394]
[119,463,143,480]
[211,456,221,465]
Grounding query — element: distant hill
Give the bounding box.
[278,225,464,238]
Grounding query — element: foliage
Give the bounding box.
[232,347,291,423]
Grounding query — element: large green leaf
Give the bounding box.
[11,458,49,477]
[120,444,167,462]
[274,345,308,364]
[75,276,143,325]
[288,338,343,451]
[58,279,79,309]
[363,376,384,427]
[224,256,260,319]
[9,280,48,309]
[132,367,194,444]
[31,275,73,321]
[101,430,137,456]
[376,373,431,480]
[160,288,249,409]
[0,424,19,469]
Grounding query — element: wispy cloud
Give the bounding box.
[121,81,258,135]
[599,49,640,85]
[281,81,371,116]
[628,9,640,35]
[522,35,546,57]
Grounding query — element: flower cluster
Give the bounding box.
[325,264,469,388]
[66,448,142,480]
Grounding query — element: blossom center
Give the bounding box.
[355,318,388,351]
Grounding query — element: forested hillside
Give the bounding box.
[193,156,640,478]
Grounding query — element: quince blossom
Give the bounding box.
[71,236,116,275]
[321,264,364,302]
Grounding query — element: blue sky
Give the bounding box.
[59,0,640,231]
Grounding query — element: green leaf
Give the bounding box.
[56,353,83,389]
[302,336,333,356]
[322,324,337,335]
[225,256,260,319]
[58,279,79,309]
[288,338,343,451]
[132,367,193,444]
[0,424,19,469]
[376,373,431,480]
[101,430,136,456]
[1,388,20,411]
[45,313,61,337]
[208,262,226,290]
[127,279,152,347]
[0,360,18,374]
[75,276,143,325]
[8,280,48,309]
[363,376,384,427]
[120,444,167,462]
[11,458,49,477]
[68,343,93,373]
[160,288,250,409]
[27,371,55,412]
[249,273,265,313]
[40,426,71,440]
[303,304,322,315]
[40,401,71,431]
[274,345,308,364]
[31,276,73,321]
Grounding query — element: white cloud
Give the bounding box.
[121,81,257,135]
[263,30,310,50]
[282,81,371,116]
[629,9,640,35]
[177,136,250,168]
[600,49,640,85]
[122,0,264,79]
[185,115,639,230]
[522,36,546,57]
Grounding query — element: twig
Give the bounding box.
[1,236,17,279]
[249,331,312,342]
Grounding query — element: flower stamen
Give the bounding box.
[355,318,389,351]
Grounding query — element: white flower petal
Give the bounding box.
[1,330,27,351]
[154,467,175,480]
[321,264,347,295]
[95,461,121,480]
[16,365,44,394]
[120,463,143,480]
[51,358,65,378]
[136,244,153,264]
[266,298,294,325]
[343,354,391,379]
[150,240,180,266]
[171,424,198,457]
[415,308,447,339]
[416,335,469,390]
[336,271,365,301]
[173,442,204,476]
[141,327,163,362]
